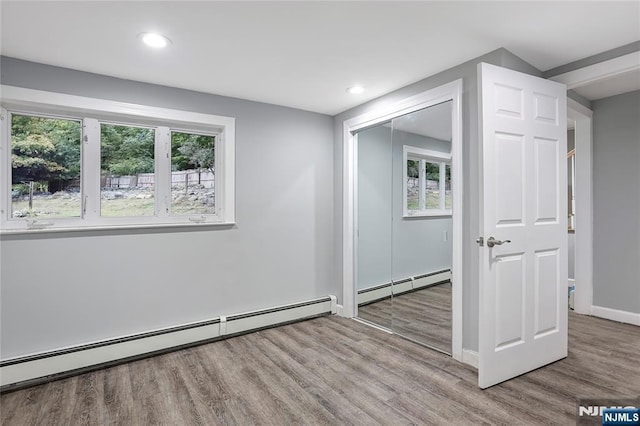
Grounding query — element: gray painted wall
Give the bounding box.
[357,125,393,288]
[568,233,575,280]
[592,90,640,314]
[357,125,452,290]
[568,129,576,152]
[0,57,336,359]
[334,48,544,351]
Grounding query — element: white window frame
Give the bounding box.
[402,145,452,217]
[0,85,235,233]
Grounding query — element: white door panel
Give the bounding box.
[478,63,568,389]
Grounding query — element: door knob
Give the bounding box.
[486,237,511,248]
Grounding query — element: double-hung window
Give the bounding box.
[1,86,235,232]
[403,145,452,217]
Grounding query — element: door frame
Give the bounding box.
[341,79,464,361]
[550,53,639,316]
[568,99,594,315]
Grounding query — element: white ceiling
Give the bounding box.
[1,1,639,115]
[390,101,452,142]
[573,69,640,101]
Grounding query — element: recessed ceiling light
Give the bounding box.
[347,86,365,95]
[140,32,171,49]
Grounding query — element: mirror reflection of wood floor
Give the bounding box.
[358,282,452,352]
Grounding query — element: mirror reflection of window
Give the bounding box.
[394,101,453,218]
[403,150,452,217]
[407,159,420,210]
[444,164,452,210]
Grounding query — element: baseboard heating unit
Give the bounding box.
[0,295,337,391]
[357,269,451,306]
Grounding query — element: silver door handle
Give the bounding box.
[486,237,511,248]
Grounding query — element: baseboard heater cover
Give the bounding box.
[357,269,451,306]
[0,295,336,391]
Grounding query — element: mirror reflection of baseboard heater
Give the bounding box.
[0,295,337,391]
[357,269,451,306]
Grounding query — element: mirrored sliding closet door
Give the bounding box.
[356,101,454,355]
[356,123,393,329]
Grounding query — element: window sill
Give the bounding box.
[0,220,236,236]
[404,210,453,218]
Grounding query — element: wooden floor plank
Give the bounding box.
[67,370,108,425]
[101,363,134,425]
[358,283,452,352]
[1,311,638,425]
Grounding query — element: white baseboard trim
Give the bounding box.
[0,296,335,390]
[357,269,451,306]
[329,295,338,315]
[336,304,344,316]
[462,349,478,368]
[591,305,640,326]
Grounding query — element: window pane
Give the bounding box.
[10,114,81,218]
[425,161,440,209]
[407,159,419,211]
[445,164,452,210]
[100,124,155,216]
[171,131,215,215]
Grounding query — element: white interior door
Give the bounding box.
[478,63,568,389]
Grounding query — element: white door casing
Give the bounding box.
[478,63,568,388]
[567,99,593,316]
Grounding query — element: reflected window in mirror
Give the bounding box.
[403,146,452,217]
